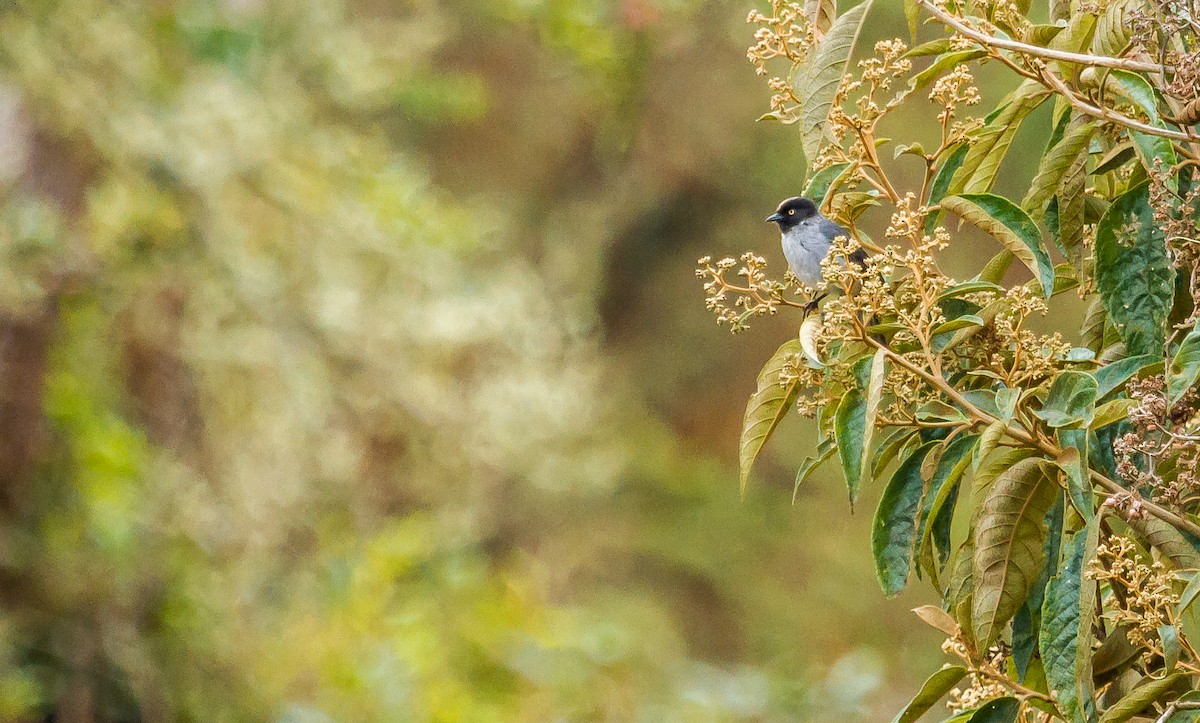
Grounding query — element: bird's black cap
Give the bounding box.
[766,196,819,229]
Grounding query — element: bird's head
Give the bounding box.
[766,196,819,230]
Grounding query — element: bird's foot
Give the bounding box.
[803,293,826,316]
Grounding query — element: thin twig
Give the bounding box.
[1157,700,1200,723]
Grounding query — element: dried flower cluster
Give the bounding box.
[1113,375,1200,507]
[1148,161,1200,332]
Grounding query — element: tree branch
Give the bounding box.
[916,0,1174,73]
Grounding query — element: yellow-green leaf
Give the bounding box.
[1023,118,1098,215]
[950,81,1047,195]
[1098,671,1186,722]
[739,339,803,493]
[799,0,875,160]
[805,0,836,38]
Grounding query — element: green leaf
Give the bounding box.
[1169,328,1200,404]
[894,142,926,160]
[1024,23,1065,46]
[1163,691,1200,722]
[799,0,875,160]
[875,427,918,474]
[904,38,952,58]
[1178,571,1200,620]
[978,251,1015,285]
[968,697,1020,722]
[1041,524,1097,723]
[1056,434,1093,521]
[941,193,1055,299]
[1091,0,1136,56]
[1093,142,1135,176]
[804,162,851,209]
[1033,370,1098,428]
[974,447,1037,500]
[1107,70,1179,187]
[973,457,1058,647]
[1108,70,1162,122]
[917,434,979,584]
[739,339,803,493]
[892,665,969,723]
[973,420,1009,471]
[904,0,920,43]
[938,280,1004,300]
[931,314,985,335]
[1093,625,1141,685]
[908,50,987,95]
[1091,398,1137,429]
[1049,5,1097,59]
[1056,144,1089,268]
[1095,181,1174,357]
[836,390,868,505]
[1094,354,1157,399]
[1024,118,1098,215]
[950,540,976,644]
[860,348,888,489]
[873,441,938,598]
[1098,671,1186,722]
[926,142,970,233]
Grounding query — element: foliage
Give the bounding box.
[708,0,1200,718]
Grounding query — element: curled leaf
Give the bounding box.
[941,193,1055,299]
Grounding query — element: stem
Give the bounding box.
[973,664,1057,706]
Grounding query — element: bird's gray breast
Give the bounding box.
[780,221,834,287]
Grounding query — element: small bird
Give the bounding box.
[765,196,866,289]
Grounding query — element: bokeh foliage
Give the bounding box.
[0,0,953,721]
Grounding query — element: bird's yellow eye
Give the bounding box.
[787,209,795,215]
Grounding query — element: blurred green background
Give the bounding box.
[0,1,1056,720]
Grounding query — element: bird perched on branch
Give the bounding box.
[766,196,866,290]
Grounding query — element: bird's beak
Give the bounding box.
[765,212,784,223]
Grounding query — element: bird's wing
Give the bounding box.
[816,217,866,267]
[817,217,850,242]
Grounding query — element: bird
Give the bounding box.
[765,196,866,289]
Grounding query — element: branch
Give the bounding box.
[1157,700,1200,723]
[1034,61,1200,144]
[916,0,1174,74]
[1090,470,1200,539]
[859,333,1200,541]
